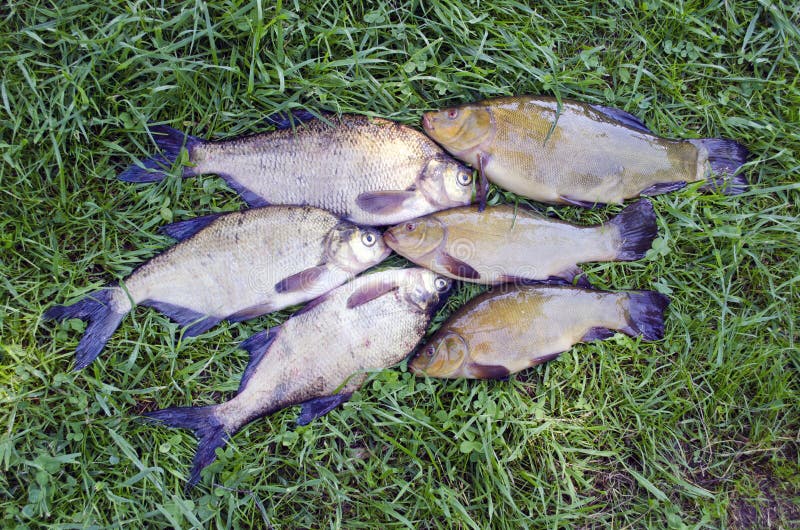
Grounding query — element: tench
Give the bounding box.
[145,268,452,487]
[45,206,389,369]
[410,284,669,379]
[119,112,477,225]
[422,96,748,207]
[384,199,656,285]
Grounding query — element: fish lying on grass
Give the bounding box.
[44,206,389,369]
[144,268,452,487]
[119,112,478,225]
[422,96,749,208]
[384,199,657,285]
[410,284,669,379]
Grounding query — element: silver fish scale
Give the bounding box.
[193,116,444,218]
[217,269,438,430]
[114,207,340,316]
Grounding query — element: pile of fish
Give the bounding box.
[45,96,748,487]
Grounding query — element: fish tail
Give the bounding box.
[623,291,670,341]
[608,199,658,261]
[118,125,204,182]
[691,138,750,195]
[144,404,228,488]
[44,289,127,370]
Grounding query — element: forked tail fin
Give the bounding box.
[44,289,127,370]
[691,138,749,195]
[623,290,670,341]
[608,199,658,261]
[118,125,204,183]
[144,405,228,488]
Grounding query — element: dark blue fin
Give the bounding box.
[296,393,353,426]
[142,300,221,337]
[238,328,279,392]
[118,125,203,183]
[692,139,749,195]
[529,351,564,367]
[346,278,398,309]
[468,362,510,380]
[275,265,327,294]
[591,105,652,134]
[640,181,687,196]
[44,289,127,370]
[581,327,615,342]
[438,252,480,280]
[559,195,607,208]
[216,174,271,207]
[144,405,227,489]
[623,291,670,341]
[355,190,416,215]
[264,109,320,129]
[608,199,658,261]
[552,265,589,287]
[292,291,330,317]
[159,213,223,241]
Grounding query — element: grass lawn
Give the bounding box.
[2,1,799,528]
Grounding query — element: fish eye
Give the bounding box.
[457,172,472,186]
[434,277,450,292]
[425,345,435,357]
[361,232,377,247]
[405,222,416,231]
[447,108,459,120]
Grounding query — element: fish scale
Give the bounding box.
[422,96,748,206]
[120,114,476,225]
[144,268,452,487]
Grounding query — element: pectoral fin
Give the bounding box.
[640,181,687,196]
[439,252,480,280]
[275,265,328,294]
[346,278,397,308]
[467,362,510,380]
[476,152,489,211]
[355,190,417,214]
[296,393,353,426]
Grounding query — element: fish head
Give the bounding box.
[327,224,391,274]
[410,330,469,377]
[422,105,495,158]
[401,269,453,314]
[383,216,446,260]
[417,157,475,210]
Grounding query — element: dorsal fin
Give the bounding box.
[159,213,223,240]
[590,104,652,134]
[264,109,320,129]
[238,327,280,393]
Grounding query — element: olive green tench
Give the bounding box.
[384,199,656,284]
[422,96,748,207]
[410,284,669,379]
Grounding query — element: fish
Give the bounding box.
[44,206,390,369]
[384,199,657,285]
[410,284,669,379]
[422,96,749,207]
[144,268,452,487]
[118,112,477,225]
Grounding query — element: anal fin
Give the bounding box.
[143,300,221,337]
[640,181,687,196]
[559,195,607,209]
[581,327,616,342]
[238,327,280,392]
[296,393,353,426]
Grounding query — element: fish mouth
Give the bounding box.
[421,113,433,133]
[382,229,399,249]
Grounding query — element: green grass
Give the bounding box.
[2,0,799,527]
